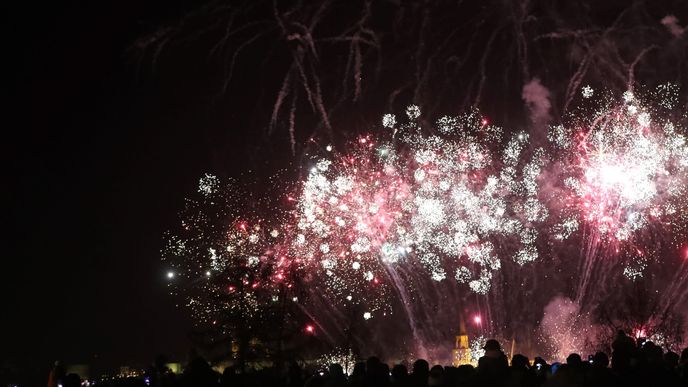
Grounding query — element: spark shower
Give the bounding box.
[163,88,688,362]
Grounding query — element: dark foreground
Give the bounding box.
[25,332,688,387]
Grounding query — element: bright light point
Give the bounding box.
[363,312,372,320]
[382,113,396,128]
[205,271,211,277]
[305,324,315,333]
[167,271,175,279]
[623,90,634,102]
[326,145,333,151]
[473,315,481,324]
[406,105,421,119]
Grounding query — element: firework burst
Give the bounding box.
[165,87,688,362]
[162,175,297,334]
[549,87,688,283]
[293,106,547,317]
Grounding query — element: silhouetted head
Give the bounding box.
[664,351,679,368]
[511,354,529,369]
[429,365,444,386]
[391,364,408,380]
[456,364,475,378]
[566,353,582,367]
[366,356,383,377]
[534,357,548,368]
[380,363,390,376]
[592,352,609,368]
[641,341,664,364]
[288,361,302,378]
[483,339,501,351]
[328,363,344,377]
[366,356,381,369]
[681,348,688,363]
[64,373,81,387]
[352,362,366,378]
[412,359,430,375]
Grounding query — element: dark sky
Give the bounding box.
[6,0,247,372]
[5,0,687,377]
[4,0,367,373]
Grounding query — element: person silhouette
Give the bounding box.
[409,359,429,387]
[477,339,508,385]
[390,364,409,386]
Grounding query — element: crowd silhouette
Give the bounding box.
[38,331,688,387]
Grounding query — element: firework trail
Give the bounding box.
[132,1,687,150]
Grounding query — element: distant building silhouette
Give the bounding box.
[452,315,472,366]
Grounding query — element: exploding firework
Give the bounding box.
[316,348,358,375]
[543,87,688,322]
[553,90,688,247]
[294,107,546,300]
[165,88,688,363]
[286,106,552,357]
[162,174,303,356]
[536,86,688,357]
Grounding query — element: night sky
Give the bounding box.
[6,0,245,371]
[6,0,688,377]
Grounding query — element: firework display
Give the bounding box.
[543,89,688,316]
[164,87,688,361]
[293,107,546,306]
[551,90,688,249]
[162,175,297,338]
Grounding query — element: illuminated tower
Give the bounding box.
[452,315,471,366]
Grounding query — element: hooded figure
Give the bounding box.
[477,339,509,385]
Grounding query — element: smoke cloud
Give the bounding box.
[540,296,597,361]
[522,78,552,128]
[661,15,685,37]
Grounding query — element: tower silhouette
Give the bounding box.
[452,315,472,366]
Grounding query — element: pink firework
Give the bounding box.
[554,91,688,246]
